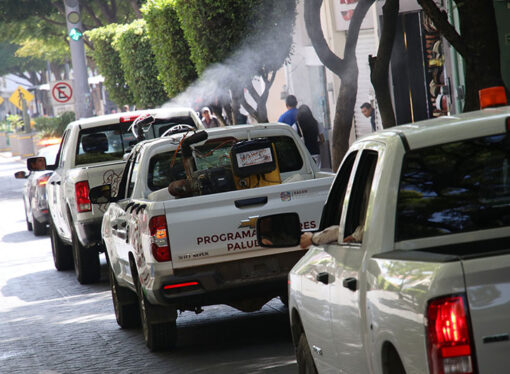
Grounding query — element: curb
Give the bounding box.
[0,152,23,163]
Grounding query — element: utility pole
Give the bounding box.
[63,0,93,119]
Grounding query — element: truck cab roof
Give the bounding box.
[65,107,203,131]
[359,106,510,151]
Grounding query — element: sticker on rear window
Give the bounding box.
[236,148,273,167]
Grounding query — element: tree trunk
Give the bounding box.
[128,0,142,19]
[369,0,399,128]
[331,63,358,170]
[456,0,503,111]
[304,0,374,170]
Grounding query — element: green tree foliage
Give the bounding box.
[113,20,168,109]
[0,43,46,85]
[86,25,135,107]
[142,0,197,98]
[173,0,255,76]
[172,0,296,123]
[34,111,75,137]
[0,0,53,22]
[0,1,141,31]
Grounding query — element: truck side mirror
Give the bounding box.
[14,171,27,179]
[256,212,301,247]
[26,157,46,171]
[89,184,112,204]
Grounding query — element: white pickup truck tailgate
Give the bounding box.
[67,161,126,215]
[463,252,510,372]
[164,177,332,269]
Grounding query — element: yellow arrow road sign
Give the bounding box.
[9,86,34,111]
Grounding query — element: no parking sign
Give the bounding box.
[50,80,75,105]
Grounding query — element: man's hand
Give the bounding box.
[300,232,313,248]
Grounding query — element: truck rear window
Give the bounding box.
[148,136,303,191]
[396,133,510,241]
[75,124,135,166]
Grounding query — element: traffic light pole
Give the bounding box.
[63,0,93,119]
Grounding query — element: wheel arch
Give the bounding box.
[381,341,406,374]
[128,252,139,287]
[290,307,305,348]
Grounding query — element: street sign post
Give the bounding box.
[54,104,76,116]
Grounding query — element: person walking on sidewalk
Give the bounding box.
[278,95,298,126]
[296,104,322,167]
[361,102,376,132]
[201,107,219,128]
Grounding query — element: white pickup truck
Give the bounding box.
[88,123,334,351]
[27,108,203,284]
[257,106,510,373]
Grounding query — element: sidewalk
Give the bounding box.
[0,151,23,163]
[0,151,13,158]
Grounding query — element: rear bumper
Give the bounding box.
[75,218,103,249]
[32,207,50,224]
[149,250,305,308]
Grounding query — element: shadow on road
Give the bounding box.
[1,257,296,373]
[176,302,292,348]
[2,229,49,243]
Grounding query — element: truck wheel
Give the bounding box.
[136,280,177,351]
[71,229,100,284]
[296,333,318,374]
[108,265,140,328]
[50,220,73,271]
[32,214,47,236]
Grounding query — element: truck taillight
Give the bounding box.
[37,174,50,187]
[149,215,171,262]
[426,295,475,374]
[479,86,507,109]
[75,181,91,213]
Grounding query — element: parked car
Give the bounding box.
[258,99,510,373]
[15,144,60,236]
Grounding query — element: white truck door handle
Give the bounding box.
[316,272,331,285]
[343,277,357,292]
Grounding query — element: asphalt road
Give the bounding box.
[0,153,297,374]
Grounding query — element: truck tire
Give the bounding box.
[71,228,100,284]
[297,333,318,374]
[108,265,140,328]
[135,278,177,351]
[50,220,73,271]
[32,214,47,236]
